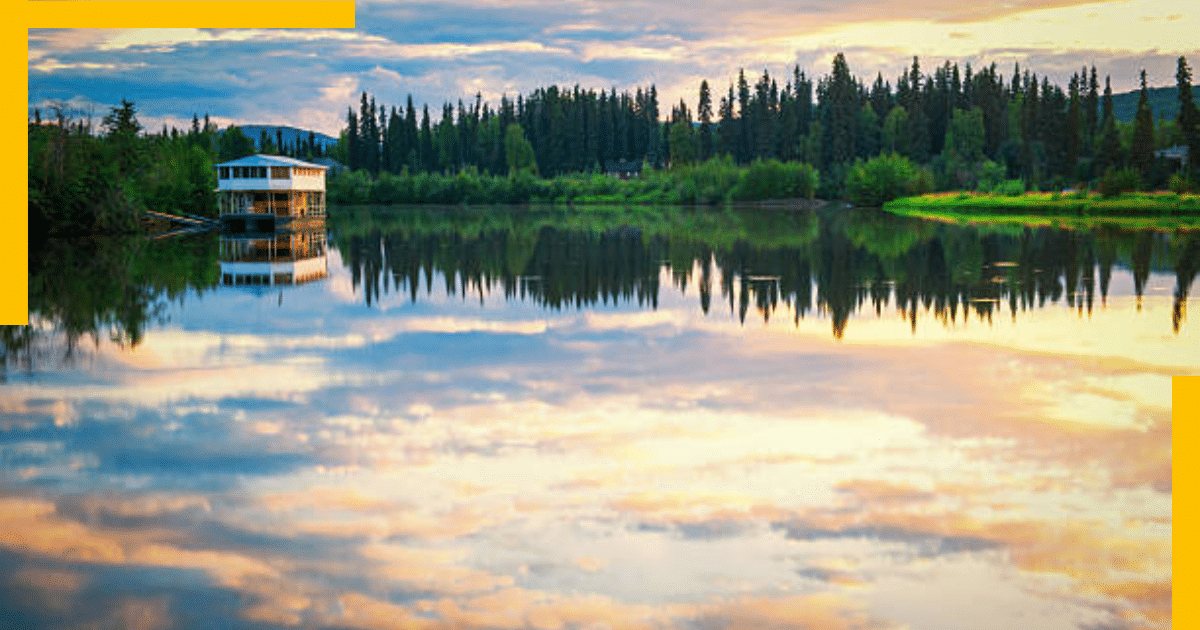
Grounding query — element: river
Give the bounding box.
[1,204,1190,630]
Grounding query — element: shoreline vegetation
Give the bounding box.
[327,156,819,206]
[884,190,1200,230]
[29,53,1200,236]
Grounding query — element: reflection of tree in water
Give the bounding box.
[1174,234,1200,333]
[335,207,1195,339]
[3,234,219,378]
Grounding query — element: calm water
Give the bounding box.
[3,205,1193,630]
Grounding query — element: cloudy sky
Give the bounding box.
[26,0,1200,137]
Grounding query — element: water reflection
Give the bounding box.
[332,206,1199,337]
[220,228,329,287]
[1,205,1189,630]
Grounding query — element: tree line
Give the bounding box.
[29,100,219,238]
[335,54,1200,196]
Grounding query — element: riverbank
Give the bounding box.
[883,191,1200,229]
[886,191,1200,214]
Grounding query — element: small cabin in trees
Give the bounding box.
[1155,145,1189,172]
[605,158,642,180]
[215,154,327,231]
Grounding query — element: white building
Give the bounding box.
[215,154,328,222]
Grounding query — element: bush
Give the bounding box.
[975,160,1007,192]
[990,179,1026,197]
[732,159,819,201]
[1098,167,1142,198]
[1169,172,1191,194]
[844,152,926,206]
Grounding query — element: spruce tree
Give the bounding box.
[1177,56,1199,175]
[346,107,359,170]
[1097,76,1122,173]
[698,80,713,161]
[1085,65,1099,155]
[1130,70,1156,178]
[824,53,858,166]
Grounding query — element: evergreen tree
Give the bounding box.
[102,98,143,174]
[259,129,274,154]
[1097,76,1122,173]
[905,57,931,162]
[668,117,698,165]
[420,105,434,172]
[698,80,714,161]
[218,125,255,161]
[719,85,736,158]
[1130,70,1156,178]
[404,96,419,171]
[823,53,858,167]
[346,107,359,170]
[794,67,813,136]
[882,106,909,155]
[1177,56,1199,175]
[736,70,752,163]
[1085,65,1099,155]
[1066,74,1082,174]
[504,123,537,175]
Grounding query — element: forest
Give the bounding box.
[327,54,1200,204]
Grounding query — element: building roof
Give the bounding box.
[215,154,329,169]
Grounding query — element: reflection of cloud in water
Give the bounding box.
[1,253,1181,630]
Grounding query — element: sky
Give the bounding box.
[26,0,1200,138]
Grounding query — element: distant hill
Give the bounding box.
[235,124,339,151]
[1110,85,1200,123]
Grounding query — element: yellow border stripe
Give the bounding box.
[1177,375,1196,629]
[26,2,354,29]
[4,24,27,324]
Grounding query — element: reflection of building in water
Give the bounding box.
[215,154,327,232]
[220,228,328,287]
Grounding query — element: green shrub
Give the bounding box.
[1169,172,1191,194]
[1098,167,1142,198]
[844,152,925,206]
[991,179,1026,197]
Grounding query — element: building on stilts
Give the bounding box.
[215,154,327,232]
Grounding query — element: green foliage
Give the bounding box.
[323,155,819,206]
[844,152,929,206]
[991,179,1027,196]
[1099,167,1143,197]
[1130,71,1156,177]
[218,126,256,161]
[944,107,985,162]
[29,102,220,237]
[882,105,909,155]
[505,123,538,176]
[732,159,819,201]
[668,118,698,166]
[1170,172,1192,194]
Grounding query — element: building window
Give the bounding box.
[219,167,229,179]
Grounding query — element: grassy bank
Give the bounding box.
[886,191,1200,214]
[884,191,1200,230]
